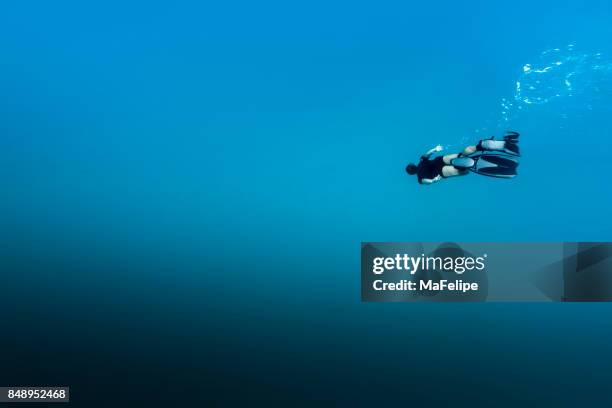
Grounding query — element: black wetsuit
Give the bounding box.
[416,156,445,184]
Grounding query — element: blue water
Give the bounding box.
[2,1,612,406]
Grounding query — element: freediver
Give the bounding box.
[405,132,520,184]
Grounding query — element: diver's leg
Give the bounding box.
[443,153,472,176]
[463,141,514,155]
[441,165,469,178]
[479,139,505,150]
[477,133,520,156]
[462,145,477,156]
[442,153,460,164]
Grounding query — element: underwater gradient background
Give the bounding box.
[1,0,612,406]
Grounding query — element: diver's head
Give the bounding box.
[405,163,418,175]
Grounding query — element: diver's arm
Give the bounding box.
[421,145,443,159]
[420,175,442,185]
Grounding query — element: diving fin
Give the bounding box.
[476,153,518,168]
[502,131,520,156]
[470,153,518,178]
[474,164,518,178]
[451,153,518,179]
[504,131,520,141]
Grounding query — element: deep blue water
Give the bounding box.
[2,1,612,406]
